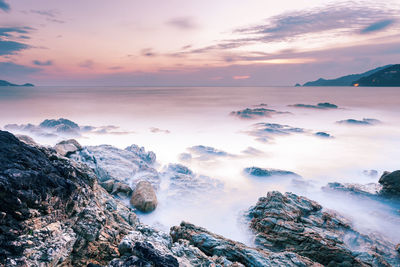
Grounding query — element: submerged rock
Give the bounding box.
[379,170,400,196]
[130,181,158,212]
[230,107,290,119]
[246,191,398,266]
[363,169,379,177]
[54,139,82,157]
[244,166,300,178]
[170,221,320,267]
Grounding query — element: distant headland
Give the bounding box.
[300,64,400,87]
[0,80,34,87]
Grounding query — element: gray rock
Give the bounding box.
[170,221,320,267]
[131,181,158,212]
[246,191,399,266]
[244,166,301,178]
[54,139,82,157]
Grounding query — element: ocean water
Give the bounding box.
[1,86,400,244]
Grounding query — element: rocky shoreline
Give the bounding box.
[1,130,399,266]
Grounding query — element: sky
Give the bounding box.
[0,0,400,86]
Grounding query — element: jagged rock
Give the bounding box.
[379,170,400,196]
[54,139,82,157]
[246,191,399,266]
[323,182,382,198]
[15,134,38,146]
[244,166,300,178]
[0,130,138,266]
[170,221,321,267]
[100,180,133,197]
[131,181,158,212]
[69,144,160,189]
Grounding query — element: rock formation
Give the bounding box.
[130,181,158,212]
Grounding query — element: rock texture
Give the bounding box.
[379,170,400,196]
[170,222,320,267]
[0,130,138,266]
[54,139,83,157]
[130,181,158,212]
[69,144,160,189]
[246,191,399,266]
[244,166,300,178]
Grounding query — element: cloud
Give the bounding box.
[0,40,29,55]
[167,17,198,30]
[233,75,250,80]
[0,62,40,78]
[149,127,170,134]
[0,27,33,55]
[361,19,395,34]
[0,0,10,12]
[233,4,398,44]
[78,60,94,68]
[33,60,53,66]
[30,9,65,23]
[141,48,156,57]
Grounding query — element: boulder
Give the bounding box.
[130,181,158,212]
[54,139,82,157]
[246,191,399,266]
[379,170,400,196]
[100,180,133,197]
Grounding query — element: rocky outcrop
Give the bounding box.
[170,222,320,266]
[0,130,138,266]
[130,181,158,212]
[244,167,300,178]
[54,139,82,157]
[379,170,400,196]
[246,191,399,266]
[69,144,160,189]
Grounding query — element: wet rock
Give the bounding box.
[379,170,400,196]
[100,180,133,197]
[323,182,382,198]
[130,181,158,212]
[314,132,332,138]
[170,221,320,267]
[244,167,300,178]
[0,130,138,266]
[69,144,160,189]
[230,107,290,119]
[54,139,82,157]
[246,191,398,266]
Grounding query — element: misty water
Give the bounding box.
[1,86,400,245]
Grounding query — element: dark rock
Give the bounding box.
[379,170,400,196]
[290,102,338,109]
[230,108,290,119]
[337,118,381,125]
[0,130,138,266]
[130,181,158,212]
[315,132,332,138]
[246,191,398,266]
[170,221,319,266]
[244,167,300,178]
[0,80,35,86]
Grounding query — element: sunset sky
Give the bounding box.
[1,0,400,86]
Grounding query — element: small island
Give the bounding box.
[0,80,34,87]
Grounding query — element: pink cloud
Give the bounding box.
[233,75,250,80]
